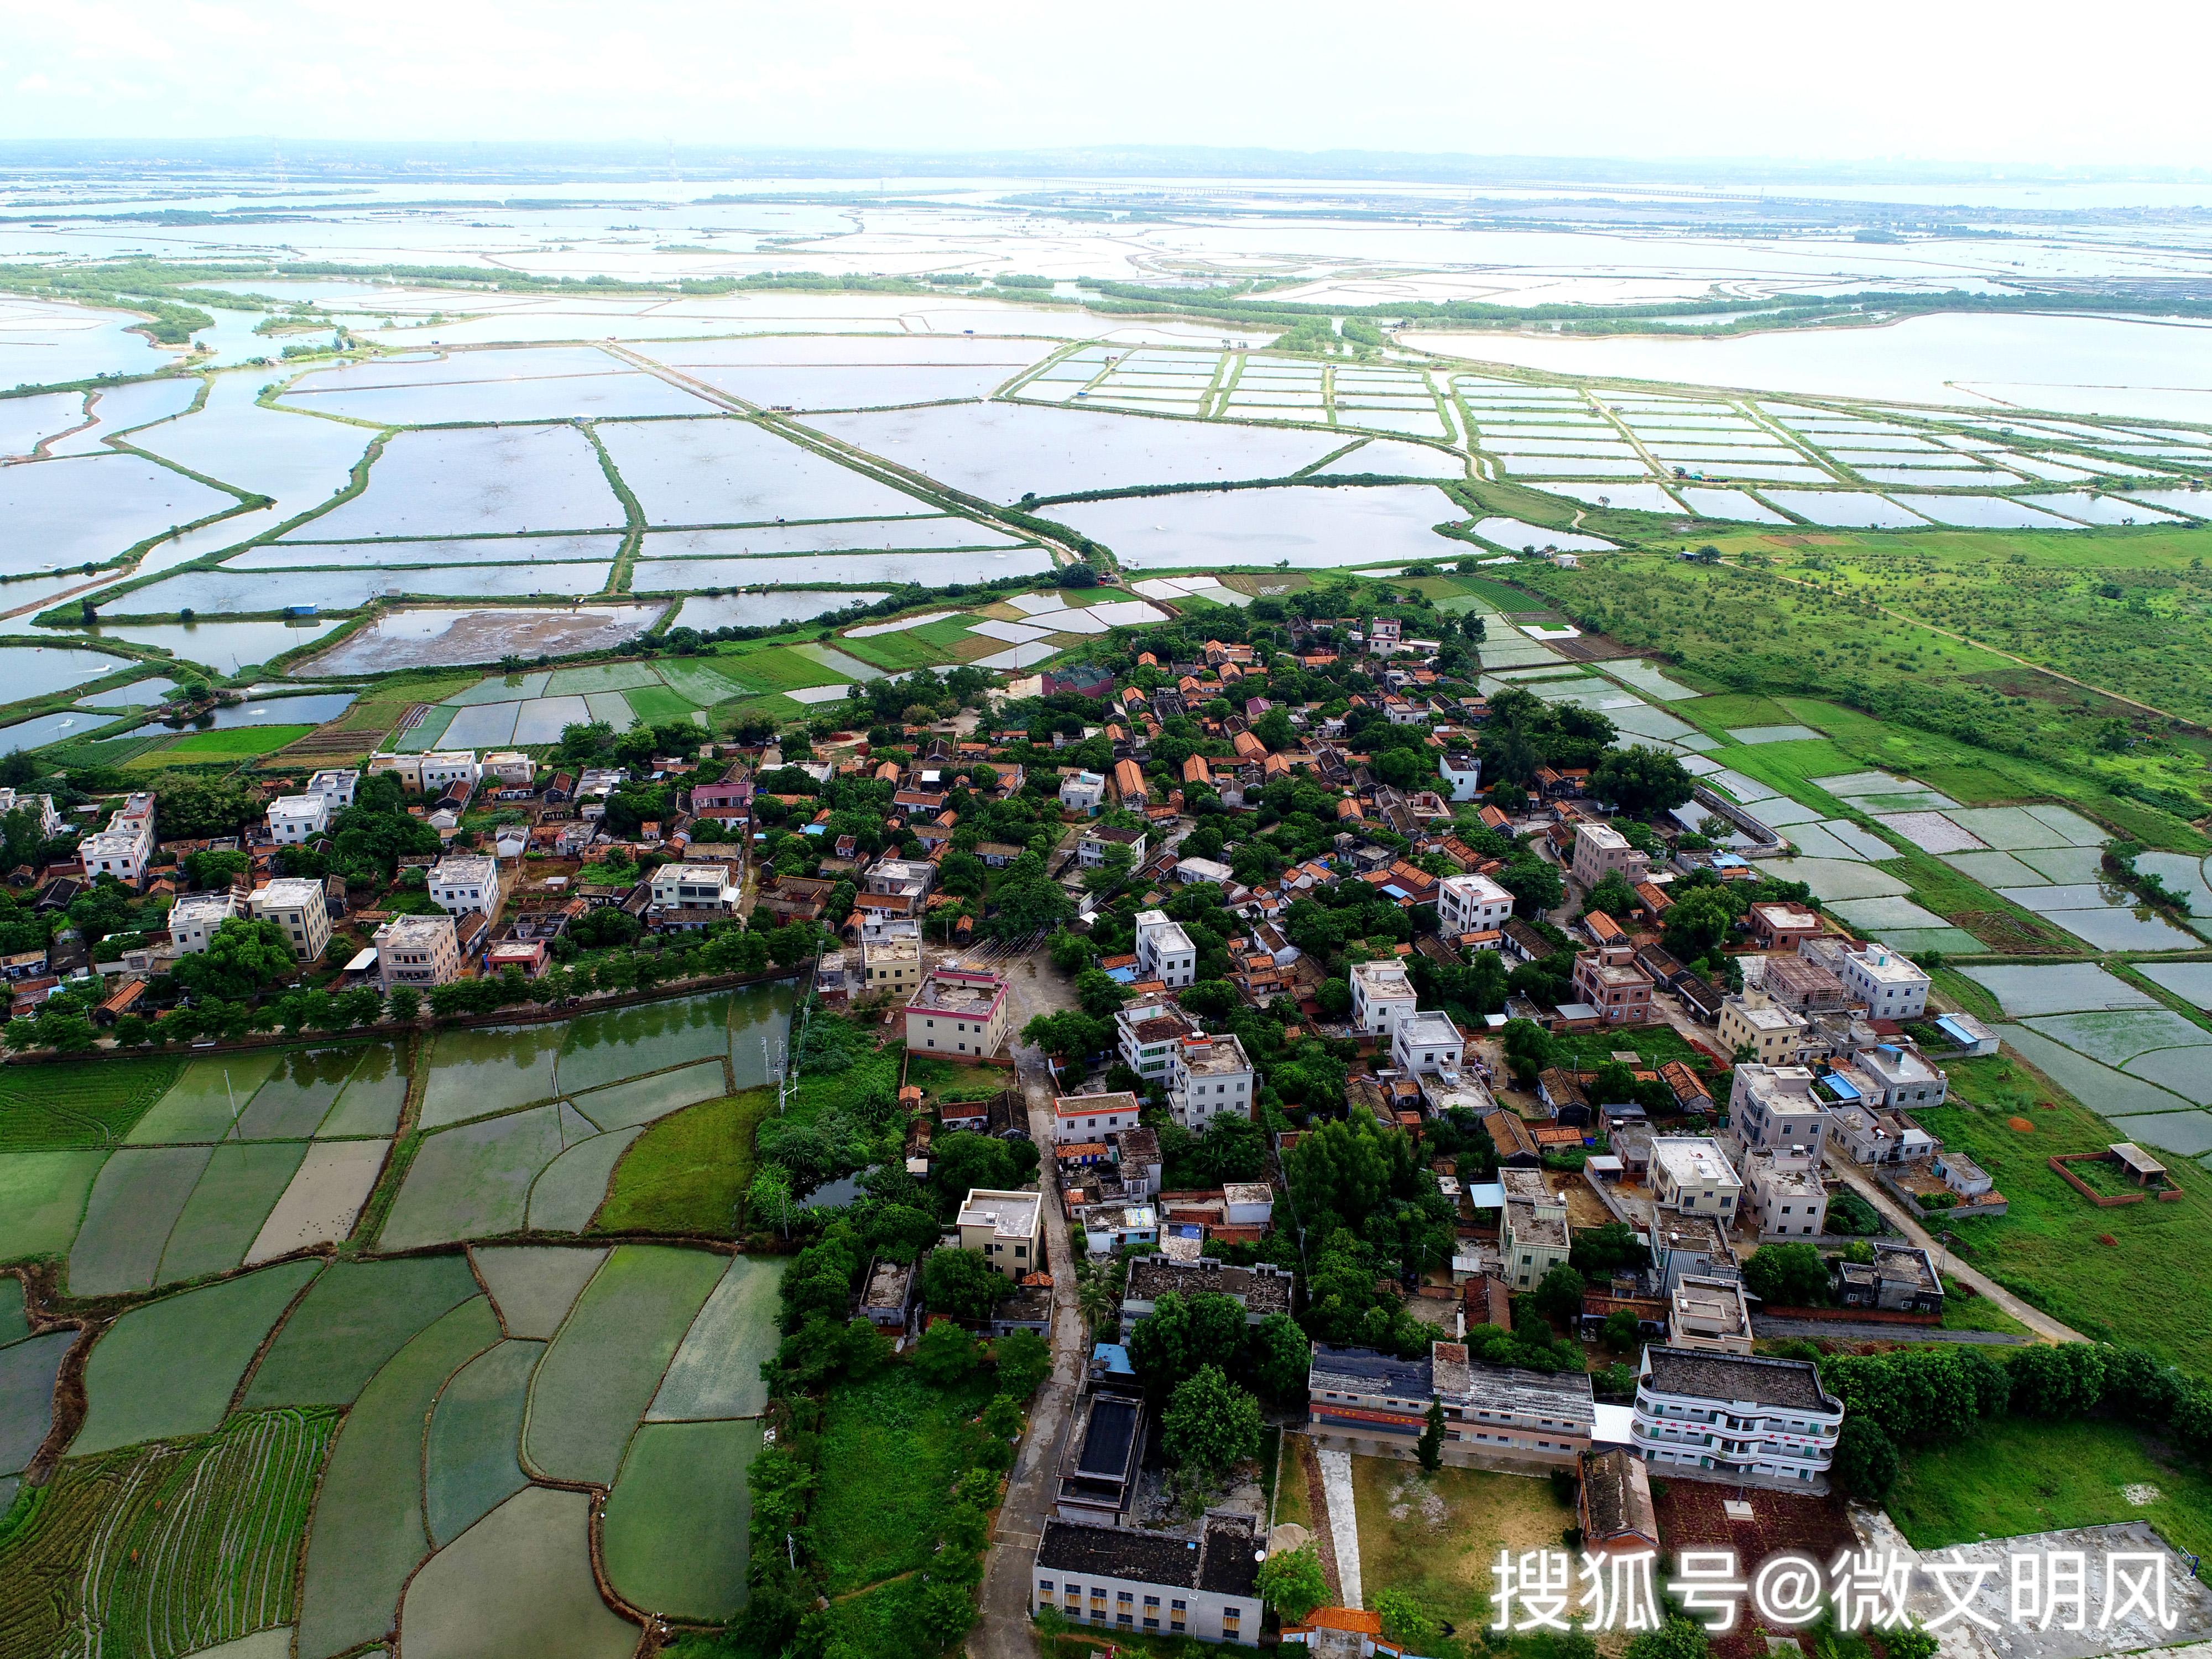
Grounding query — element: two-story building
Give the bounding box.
[1055,1091,1142,1145]
[956,1188,1041,1280]
[1650,1137,1741,1220]
[1307,1340,1595,1470]
[428,853,501,920]
[166,889,237,956]
[1499,1168,1571,1292]
[1033,1513,1260,1646]
[905,966,1010,1057]
[0,789,64,839]
[1631,1347,1843,1486]
[861,933,920,1000]
[82,792,156,885]
[1833,943,1931,1021]
[1667,1275,1754,1354]
[648,862,740,915]
[1741,1150,1828,1239]
[1572,944,1654,1026]
[1060,770,1108,815]
[265,794,328,846]
[1439,750,1483,802]
[1438,871,1514,940]
[1078,824,1147,871]
[1390,1009,1465,1077]
[1718,995,1808,1066]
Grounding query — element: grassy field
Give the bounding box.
[131,724,316,762]
[836,614,977,674]
[1888,1416,2212,1561]
[1275,1431,1315,1533]
[594,1089,768,1236]
[905,1056,1006,1104]
[623,682,702,727]
[718,644,852,695]
[813,1368,995,1596]
[1349,1453,1573,1635]
[0,1054,183,1150]
[1510,552,2211,849]
[1914,1050,2212,1371]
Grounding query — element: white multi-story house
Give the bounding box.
[1728,1064,1830,1162]
[1438,872,1514,940]
[1832,943,1931,1021]
[479,752,535,788]
[266,794,328,846]
[1650,1136,1741,1220]
[81,792,156,885]
[1078,825,1147,870]
[1116,996,1196,1086]
[1631,1347,1843,1486]
[1853,1042,1948,1109]
[166,890,237,955]
[1054,1091,1141,1145]
[1390,1010,1465,1077]
[427,853,501,919]
[1500,1168,1571,1292]
[369,752,479,796]
[248,877,331,963]
[0,789,64,839]
[1741,1151,1828,1239]
[1133,909,1195,989]
[1439,750,1483,802]
[957,1187,1041,1280]
[304,769,358,811]
[1060,771,1108,816]
[649,863,740,914]
[374,912,460,991]
[1349,958,1417,1035]
[1167,1032,1254,1129]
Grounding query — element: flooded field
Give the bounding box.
[0,452,243,576]
[595,418,936,524]
[291,425,624,540]
[1051,482,1460,570]
[298,605,665,675]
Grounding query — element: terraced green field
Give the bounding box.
[0,1056,184,1151]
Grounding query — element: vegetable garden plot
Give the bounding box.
[295,1297,502,1659]
[521,1244,727,1487]
[425,1339,544,1547]
[74,1260,321,1456]
[0,1055,183,1152]
[243,1138,389,1264]
[396,1485,637,1659]
[0,1406,337,1659]
[243,1254,482,1409]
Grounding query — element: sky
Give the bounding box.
[1,0,2208,170]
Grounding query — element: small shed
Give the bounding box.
[2111,1142,2168,1187]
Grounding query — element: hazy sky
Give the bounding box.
[1,0,2206,168]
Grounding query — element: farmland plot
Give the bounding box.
[243,1254,483,1409]
[471,1245,609,1340]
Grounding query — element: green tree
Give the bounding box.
[1161,1364,1262,1480]
[1663,886,1739,960]
[1741,1241,1830,1308]
[171,917,296,1002]
[386,986,421,1024]
[1416,1400,1445,1472]
[1592,747,1695,815]
[923,1246,1013,1321]
[1627,1616,1712,1659]
[1602,1309,1642,1352]
[913,1318,980,1387]
[1533,1263,1587,1326]
[1377,1588,1442,1652]
[1255,1545,1329,1623]
[994,1327,1052,1399]
[748,1165,796,1237]
[1129,1290,1246,1395]
[1583,872,1640,920]
[1246,1313,1312,1401]
[1831,1415,1900,1499]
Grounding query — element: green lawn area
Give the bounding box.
[836,614,979,674]
[718,644,848,694]
[1548,1024,1705,1070]
[1889,1416,2212,1561]
[813,1368,995,1596]
[622,683,701,727]
[1916,1051,2212,1371]
[129,724,315,763]
[1349,1453,1572,1635]
[1275,1432,1315,1533]
[593,1089,770,1237]
[905,1056,1004,1105]
[1938,1280,2030,1337]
